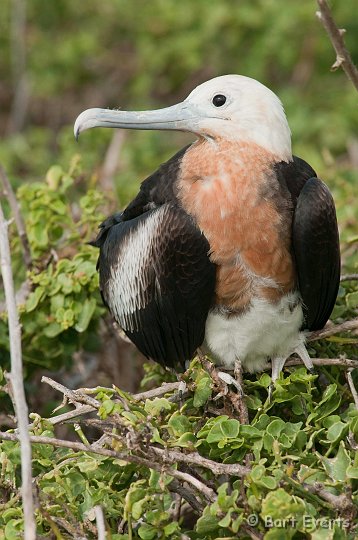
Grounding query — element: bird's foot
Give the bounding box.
[268,356,287,402]
[269,344,315,400]
[216,371,243,397]
[294,343,315,373]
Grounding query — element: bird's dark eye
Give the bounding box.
[212,94,227,107]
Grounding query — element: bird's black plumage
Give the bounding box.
[275,157,340,331]
[292,177,340,330]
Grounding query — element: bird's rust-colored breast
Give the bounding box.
[177,139,295,311]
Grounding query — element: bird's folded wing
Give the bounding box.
[94,203,216,371]
[292,177,340,330]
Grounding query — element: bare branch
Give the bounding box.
[150,446,250,478]
[316,0,358,91]
[0,166,32,268]
[41,376,101,409]
[341,273,358,282]
[284,357,358,369]
[305,482,356,517]
[93,506,106,540]
[307,318,358,341]
[132,382,181,401]
[169,479,203,514]
[42,404,96,426]
[0,200,36,538]
[346,369,358,409]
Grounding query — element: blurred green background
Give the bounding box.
[1,0,357,195]
[0,0,357,391]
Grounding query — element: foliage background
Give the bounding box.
[0,0,357,538]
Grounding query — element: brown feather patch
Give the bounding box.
[178,139,295,310]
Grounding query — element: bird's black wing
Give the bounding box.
[292,176,340,330]
[92,203,216,371]
[275,157,340,330]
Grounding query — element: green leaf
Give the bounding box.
[320,443,351,482]
[138,523,157,540]
[206,418,240,443]
[346,291,358,309]
[43,321,63,337]
[168,414,192,436]
[326,421,348,443]
[196,513,219,534]
[193,373,212,407]
[25,286,45,312]
[163,522,179,535]
[46,165,63,189]
[4,519,23,539]
[144,398,172,416]
[173,432,196,447]
[266,418,286,438]
[75,297,96,332]
[32,222,49,247]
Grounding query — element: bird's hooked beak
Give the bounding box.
[74,101,201,140]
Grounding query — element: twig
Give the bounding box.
[94,506,106,540]
[307,318,358,341]
[0,199,36,538]
[284,357,358,369]
[149,447,250,478]
[341,273,358,282]
[41,376,101,409]
[42,404,96,426]
[0,166,32,268]
[170,479,203,514]
[346,369,358,409]
[316,0,358,92]
[305,482,356,517]
[132,382,181,401]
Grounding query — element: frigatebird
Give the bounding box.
[74,75,340,382]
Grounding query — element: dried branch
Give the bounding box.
[346,369,358,409]
[305,482,356,517]
[132,382,181,401]
[41,376,101,409]
[150,446,250,478]
[307,317,358,341]
[93,506,106,540]
[341,273,358,282]
[0,200,36,538]
[284,357,358,369]
[169,479,203,514]
[42,404,96,426]
[0,166,32,268]
[316,0,358,91]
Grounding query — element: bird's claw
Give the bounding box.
[217,371,244,396]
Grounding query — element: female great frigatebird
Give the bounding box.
[74,75,340,382]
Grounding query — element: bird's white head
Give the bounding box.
[75,74,292,161]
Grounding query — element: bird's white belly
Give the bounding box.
[204,292,305,372]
